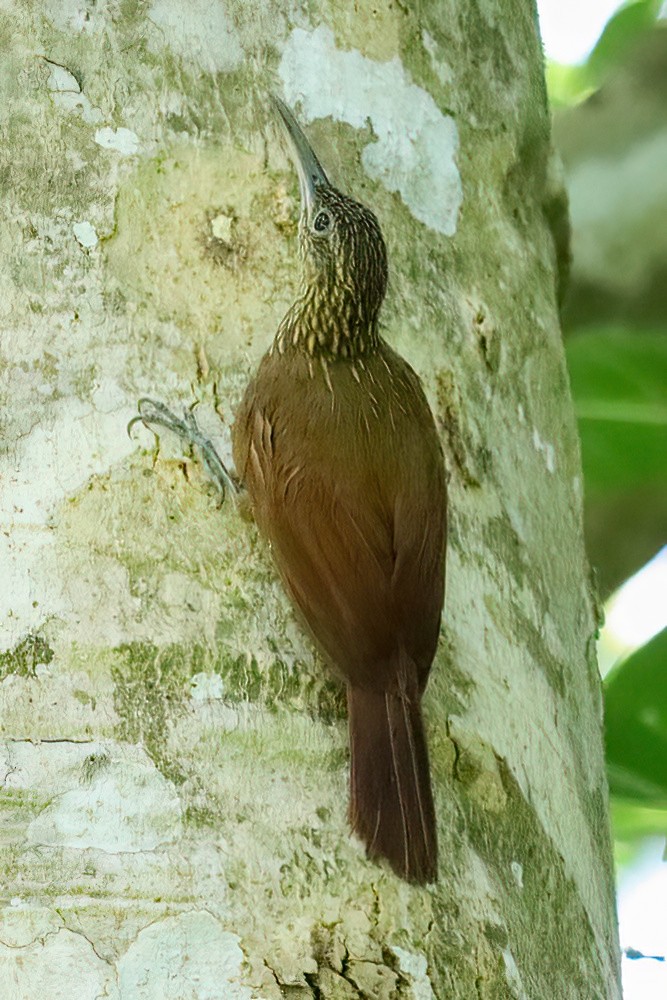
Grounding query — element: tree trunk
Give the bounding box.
[0,2,621,998]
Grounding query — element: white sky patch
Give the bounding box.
[279,26,462,236]
[596,547,667,677]
[148,0,243,73]
[617,840,667,1000]
[536,0,625,64]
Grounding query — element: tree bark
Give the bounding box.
[0,2,621,998]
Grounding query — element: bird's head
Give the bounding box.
[273,97,388,334]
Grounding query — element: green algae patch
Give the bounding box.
[110,642,343,753]
[213,650,344,722]
[0,634,54,680]
[111,642,191,784]
[0,788,51,830]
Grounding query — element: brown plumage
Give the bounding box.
[232,99,447,883]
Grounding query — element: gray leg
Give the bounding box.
[128,398,239,501]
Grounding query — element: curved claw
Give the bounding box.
[128,398,170,438]
[127,397,239,501]
[126,413,144,438]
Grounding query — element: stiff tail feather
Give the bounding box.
[347,683,437,884]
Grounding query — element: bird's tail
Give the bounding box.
[347,682,437,884]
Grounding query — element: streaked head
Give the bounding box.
[272,97,388,329]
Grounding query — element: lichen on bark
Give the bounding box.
[0,1,620,998]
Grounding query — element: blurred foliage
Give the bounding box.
[547,2,667,863]
[567,329,667,497]
[554,22,667,337]
[565,331,667,594]
[547,0,664,106]
[605,630,667,869]
[612,799,667,870]
[605,629,667,801]
[553,12,667,594]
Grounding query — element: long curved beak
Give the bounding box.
[271,96,330,217]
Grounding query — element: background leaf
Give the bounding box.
[605,629,667,800]
[566,329,667,593]
[547,0,664,107]
[566,329,667,496]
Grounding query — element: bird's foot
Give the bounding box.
[128,398,239,501]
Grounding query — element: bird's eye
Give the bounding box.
[313,211,331,233]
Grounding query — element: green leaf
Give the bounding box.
[545,0,663,107]
[565,328,667,497]
[611,799,667,871]
[611,805,667,873]
[604,628,667,802]
[545,63,596,109]
[612,798,667,842]
[587,0,663,83]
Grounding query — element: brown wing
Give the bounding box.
[233,347,446,691]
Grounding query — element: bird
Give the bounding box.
[230,98,447,883]
[130,98,447,884]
